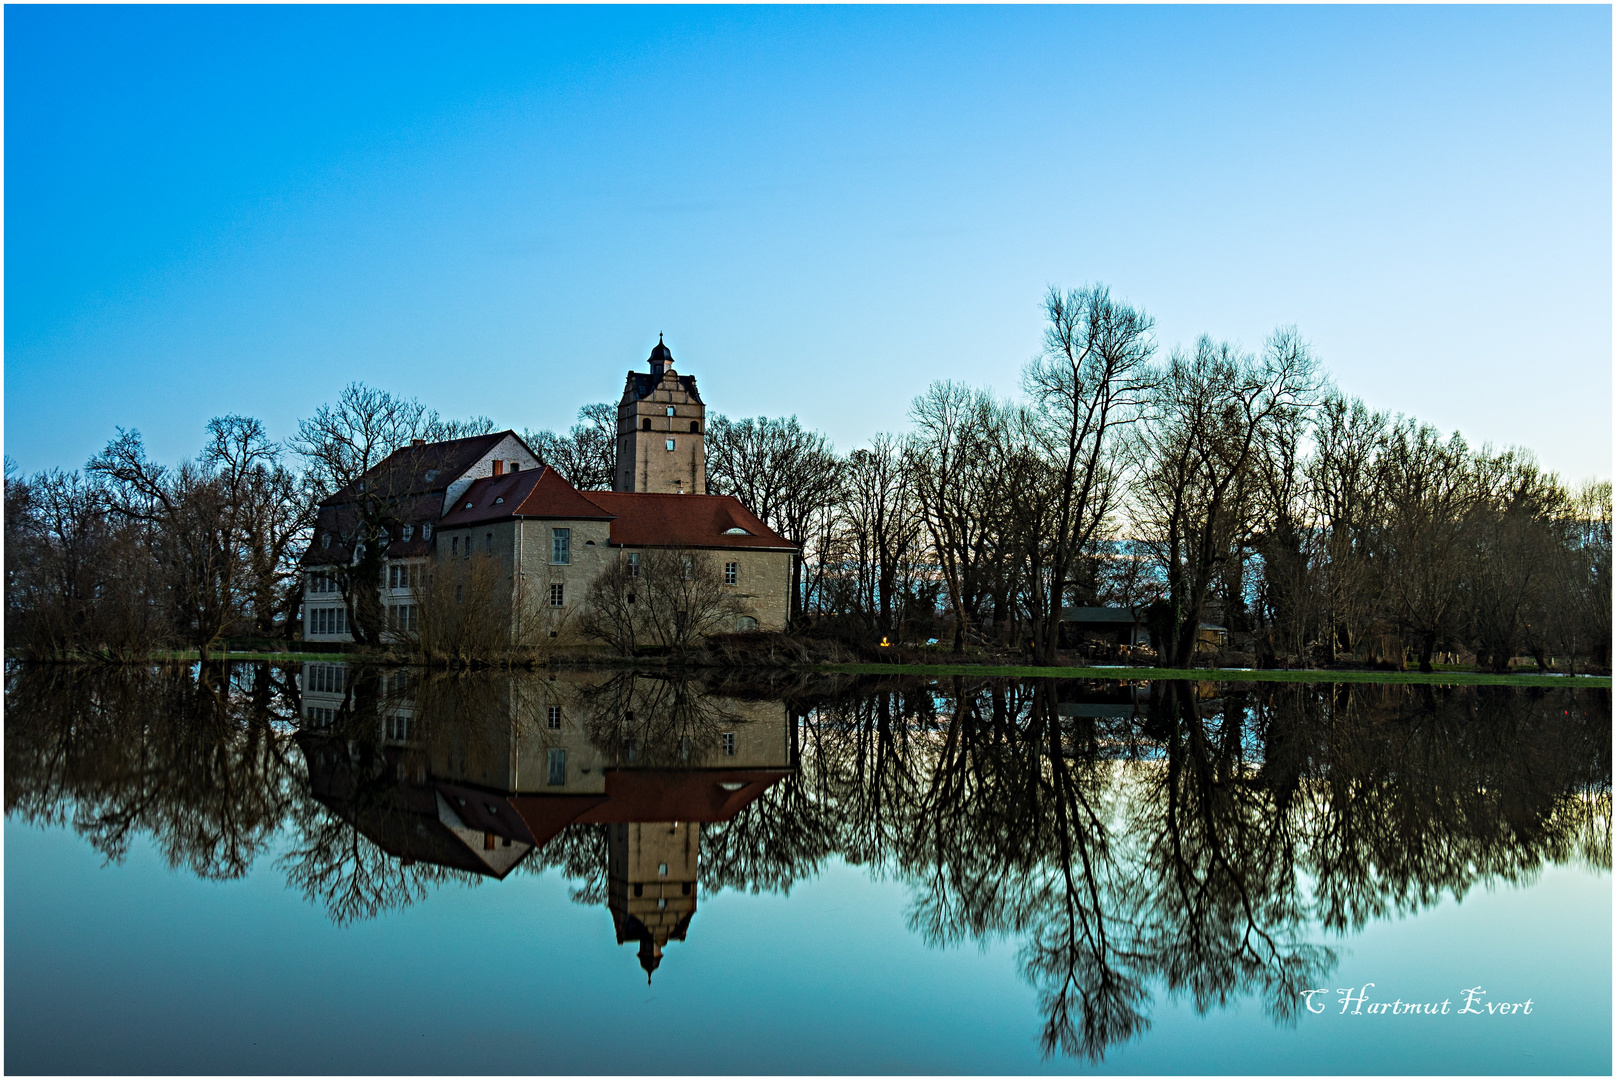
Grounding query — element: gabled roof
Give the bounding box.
[437,467,615,528]
[321,431,529,506]
[626,372,702,404]
[584,491,795,551]
[298,495,444,568]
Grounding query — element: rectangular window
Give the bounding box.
[451,536,458,556]
[665,438,676,451]
[725,561,738,585]
[665,406,675,416]
[336,607,347,634]
[492,460,503,477]
[547,748,567,786]
[552,528,570,565]
[550,583,565,607]
[485,532,494,554]
[627,552,640,578]
[388,565,399,589]
[682,555,694,579]
[547,705,561,730]
[722,732,736,756]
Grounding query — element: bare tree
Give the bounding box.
[706,414,841,622]
[909,383,1013,652]
[524,402,616,490]
[289,382,493,499]
[583,548,753,655]
[89,418,294,660]
[1133,329,1320,667]
[1017,285,1158,663]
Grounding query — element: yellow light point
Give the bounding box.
[879,636,890,648]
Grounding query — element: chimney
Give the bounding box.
[411,438,425,448]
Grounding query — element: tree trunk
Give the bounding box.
[1418,629,1436,673]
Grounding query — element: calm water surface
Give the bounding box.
[5,664,1610,1074]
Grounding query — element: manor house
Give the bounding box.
[297,339,795,643]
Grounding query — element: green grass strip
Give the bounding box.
[814,663,1611,688]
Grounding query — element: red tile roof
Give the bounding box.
[584,491,795,551]
[436,472,796,552]
[437,467,615,528]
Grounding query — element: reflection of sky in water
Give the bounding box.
[5,669,1611,1074]
[5,822,1608,1074]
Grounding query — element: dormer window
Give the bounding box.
[422,523,433,540]
[402,524,414,542]
[321,532,332,549]
[464,502,473,510]
[494,497,504,505]
[724,527,750,535]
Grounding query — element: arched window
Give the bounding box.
[641,417,652,431]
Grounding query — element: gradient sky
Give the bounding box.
[6,5,1611,483]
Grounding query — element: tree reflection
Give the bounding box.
[4,664,1607,1060]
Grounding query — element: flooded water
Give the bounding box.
[5,664,1610,1074]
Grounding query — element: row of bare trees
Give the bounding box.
[667,285,1608,671]
[5,385,494,660]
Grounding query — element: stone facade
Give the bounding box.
[614,337,707,495]
[297,338,795,645]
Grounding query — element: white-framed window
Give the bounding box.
[550,583,565,607]
[547,748,567,786]
[724,561,738,585]
[547,705,561,730]
[387,604,419,632]
[422,522,433,540]
[552,528,570,565]
[402,524,414,542]
[627,552,640,578]
[305,663,345,694]
[665,438,676,451]
[309,607,348,635]
[722,732,736,756]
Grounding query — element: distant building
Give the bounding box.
[297,340,796,643]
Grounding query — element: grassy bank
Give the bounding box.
[814,663,1613,689]
[11,650,1609,688]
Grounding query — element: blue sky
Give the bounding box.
[6,5,1610,482]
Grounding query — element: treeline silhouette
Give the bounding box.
[6,285,1609,670]
[5,665,1607,1059]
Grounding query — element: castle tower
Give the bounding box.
[614,336,706,494]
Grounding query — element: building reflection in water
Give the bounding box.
[4,662,1607,1061]
[296,663,792,980]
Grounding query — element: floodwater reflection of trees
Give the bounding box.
[4,664,1608,1060]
